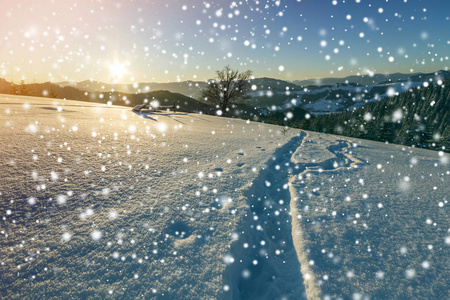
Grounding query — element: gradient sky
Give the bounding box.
[0,0,449,83]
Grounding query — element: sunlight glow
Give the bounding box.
[109,61,128,79]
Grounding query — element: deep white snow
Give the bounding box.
[0,95,448,299]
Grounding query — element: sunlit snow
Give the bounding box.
[1,95,448,299]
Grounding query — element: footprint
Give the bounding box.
[214,167,223,172]
[236,163,245,167]
[212,195,232,210]
[211,198,222,209]
[237,152,244,156]
[167,221,191,240]
[261,149,266,151]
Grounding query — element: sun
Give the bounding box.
[109,61,128,79]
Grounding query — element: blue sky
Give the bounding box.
[0,0,449,83]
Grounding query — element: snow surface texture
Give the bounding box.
[289,132,449,299]
[0,95,301,299]
[1,95,448,299]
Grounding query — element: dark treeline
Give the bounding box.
[292,78,450,152]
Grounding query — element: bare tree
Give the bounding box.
[19,80,30,96]
[200,66,252,116]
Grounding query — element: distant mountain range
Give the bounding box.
[1,69,448,152]
[292,72,416,86]
[58,70,449,95]
[58,80,207,98]
[57,70,450,115]
[248,70,450,115]
[2,69,448,119]
[292,70,450,86]
[0,78,211,113]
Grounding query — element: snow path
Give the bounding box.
[224,131,365,300]
[224,132,308,299]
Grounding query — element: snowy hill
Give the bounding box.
[0,95,448,299]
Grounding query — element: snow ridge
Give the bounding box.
[288,133,365,299]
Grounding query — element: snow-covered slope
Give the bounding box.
[0,95,302,299]
[288,132,449,298]
[0,95,448,299]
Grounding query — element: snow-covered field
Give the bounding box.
[0,95,302,299]
[289,133,449,299]
[0,95,448,299]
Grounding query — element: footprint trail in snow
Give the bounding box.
[224,131,364,299]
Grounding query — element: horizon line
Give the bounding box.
[2,68,448,86]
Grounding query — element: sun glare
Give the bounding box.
[109,61,128,79]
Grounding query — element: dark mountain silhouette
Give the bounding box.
[0,79,212,113]
[58,80,207,98]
